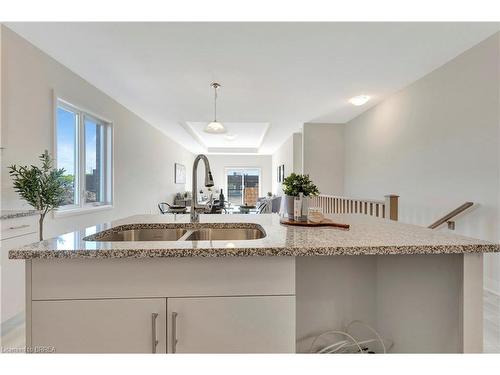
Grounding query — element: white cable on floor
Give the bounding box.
[309,330,362,353]
[346,320,387,353]
[320,338,393,354]
[309,320,393,354]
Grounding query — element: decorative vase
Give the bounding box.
[301,197,310,220]
[285,195,309,221]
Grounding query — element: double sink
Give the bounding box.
[84,224,266,242]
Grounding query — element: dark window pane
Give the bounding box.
[226,169,260,206]
[227,172,243,205]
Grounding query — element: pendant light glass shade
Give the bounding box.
[205,121,226,134]
[204,82,226,134]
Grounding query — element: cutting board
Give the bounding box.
[280,218,350,230]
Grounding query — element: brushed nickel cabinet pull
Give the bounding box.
[171,312,178,353]
[151,312,159,353]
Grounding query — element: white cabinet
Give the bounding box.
[26,257,296,353]
[1,233,37,324]
[32,298,167,353]
[167,296,295,353]
[1,217,37,344]
[1,215,37,240]
[31,296,294,354]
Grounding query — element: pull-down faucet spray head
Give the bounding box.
[205,170,214,187]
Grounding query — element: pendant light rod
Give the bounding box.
[211,82,221,122]
[204,82,226,134]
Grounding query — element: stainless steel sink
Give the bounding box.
[91,228,188,242]
[184,228,265,241]
[84,224,266,242]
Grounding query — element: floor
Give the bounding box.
[0,320,25,352]
[484,290,500,353]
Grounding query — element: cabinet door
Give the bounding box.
[32,298,166,353]
[167,296,295,353]
[1,232,38,326]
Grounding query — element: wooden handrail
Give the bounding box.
[428,202,474,229]
[310,194,399,221]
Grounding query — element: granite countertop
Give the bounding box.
[8,213,500,259]
[1,209,38,220]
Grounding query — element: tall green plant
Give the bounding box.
[9,151,67,241]
[282,173,320,197]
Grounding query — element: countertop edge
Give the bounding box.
[9,243,500,260]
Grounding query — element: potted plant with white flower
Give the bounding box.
[282,173,320,220]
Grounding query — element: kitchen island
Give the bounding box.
[9,213,499,353]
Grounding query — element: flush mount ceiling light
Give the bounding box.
[204,82,226,134]
[349,95,371,106]
[224,133,238,141]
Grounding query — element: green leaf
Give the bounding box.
[8,152,68,213]
[282,173,320,197]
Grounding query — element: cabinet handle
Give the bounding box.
[151,312,159,354]
[8,224,30,230]
[171,312,178,353]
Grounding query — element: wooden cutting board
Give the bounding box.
[280,218,350,230]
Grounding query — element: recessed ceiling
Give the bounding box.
[184,122,269,154]
[5,22,500,154]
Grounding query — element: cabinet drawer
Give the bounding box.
[32,298,167,353]
[32,257,295,300]
[1,216,37,240]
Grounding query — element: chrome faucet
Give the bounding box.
[191,154,214,222]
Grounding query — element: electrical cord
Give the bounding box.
[309,330,363,354]
[346,320,387,353]
[309,320,393,354]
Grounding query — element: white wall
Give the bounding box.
[343,33,500,293]
[0,26,3,152]
[293,132,303,175]
[1,26,194,239]
[303,123,345,196]
[271,133,302,195]
[196,154,272,200]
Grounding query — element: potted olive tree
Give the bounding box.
[282,173,320,220]
[9,151,68,241]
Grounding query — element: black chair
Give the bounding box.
[158,202,187,214]
[158,202,169,214]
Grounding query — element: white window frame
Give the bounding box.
[224,167,262,206]
[53,96,114,218]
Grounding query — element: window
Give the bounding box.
[55,99,113,214]
[225,168,261,206]
[56,105,78,206]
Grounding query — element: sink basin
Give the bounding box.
[91,228,188,242]
[84,224,266,242]
[184,228,265,241]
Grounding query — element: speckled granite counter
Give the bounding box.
[8,213,500,259]
[1,209,38,220]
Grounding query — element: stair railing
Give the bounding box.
[428,202,474,229]
[310,194,399,221]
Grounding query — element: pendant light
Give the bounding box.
[204,82,226,134]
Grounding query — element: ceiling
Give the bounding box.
[6,22,500,154]
[184,122,269,154]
